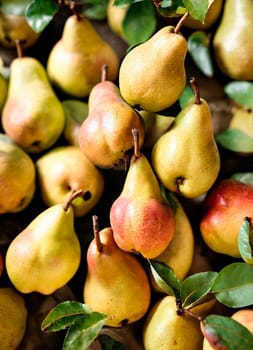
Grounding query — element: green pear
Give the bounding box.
[79,65,145,169]
[47,10,120,98]
[83,215,151,327]
[143,295,203,350]
[213,0,253,80]
[5,191,82,295]
[36,145,105,217]
[118,16,188,112]
[0,72,8,112]
[0,140,36,214]
[2,45,65,153]
[110,129,176,259]
[107,0,129,40]
[151,77,220,198]
[0,287,28,350]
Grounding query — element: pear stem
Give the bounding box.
[69,1,82,21]
[174,12,189,34]
[15,40,23,58]
[132,128,140,159]
[101,64,108,82]
[63,189,83,212]
[92,215,103,253]
[190,77,201,105]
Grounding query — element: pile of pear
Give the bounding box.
[1,2,253,349]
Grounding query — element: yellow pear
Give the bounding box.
[107,0,129,40]
[118,16,188,112]
[47,10,119,98]
[5,191,82,295]
[83,215,151,327]
[213,0,253,80]
[0,140,36,214]
[143,295,203,350]
[151,77,220,198]
[0,287,28,350]
[36,145,105,217]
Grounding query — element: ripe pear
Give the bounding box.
[79,65,145,169]
[184,0,223,30]
[110,129,176,259]
[2,45,65,153]
[107,0,129,40]
[118,16,188,112]
[5,191,82,295]
[0,141,36,214]
[83,215,151,327]
[200,178,253,258]
[143,295,203,350]
[151,78,220,198]
[0,287,28,350]
[36,145,105,217]
[47,10,119,98]
[213,0,253,80]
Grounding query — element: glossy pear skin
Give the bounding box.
[2,57,65,153]
[110,153,175,258]
[47,15,120,98]
[83,227,151,327]
[151,97,220,198]
[213,0,253,80]
[200,179,253,258]
[79,81,145,169]
[6,204,81,295]
[119,26,187,112]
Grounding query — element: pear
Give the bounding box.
[0,287,28,350]
[79,65,145,169]
[118,15,188,112]
[2,42,65,153]
[5,190,82,295]
[107,0,129,40]
[0,140,36,214]
[83,215,151,327]
[0,71,7,112]
[110,129,176,259]
[213,0,253,80]
[151,77,220,198]
[47,7,120,98]
[143,295,203,350]
[36,145,105,217]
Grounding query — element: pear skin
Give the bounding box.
[151,78,220,198]
[107,0,129,40]
[110,129,176,259]
[47,13,120,98]
[83,216,151,327]
[5,192,82,294]
[213,0,253,80]
[118,19,187,112]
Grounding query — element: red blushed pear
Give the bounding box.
[110,128,176,259]
[200,178,253,258]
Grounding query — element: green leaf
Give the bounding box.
[225,81,253,109]
[98,334,126,349]
[160,185,178,214]
[25,0,59,33]
[179,84,195,109]
[183,0,209,22]
[211,262,253,308]
[84,0,108,20]
[181,271,218,309]
[230,172,253,185]
[215,128,253,153]
[122,0,156,46]
[114,0,134,5]
[0,0,32,16]
[201,314,253,350]
[187,31,214,77]
[62,100,89,125]
[149,260,181,297]
[238,217,253,265]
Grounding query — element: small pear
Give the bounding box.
[47,5,119,98]
[151,77,220,198]
[2,41,65,153]
[83,215,151,327]
[118,15,188,112]
[110,129,176,259]
[79,65,145,169]
[213,0,253,80]
[5,190,82,295]
[107,0,129,40]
